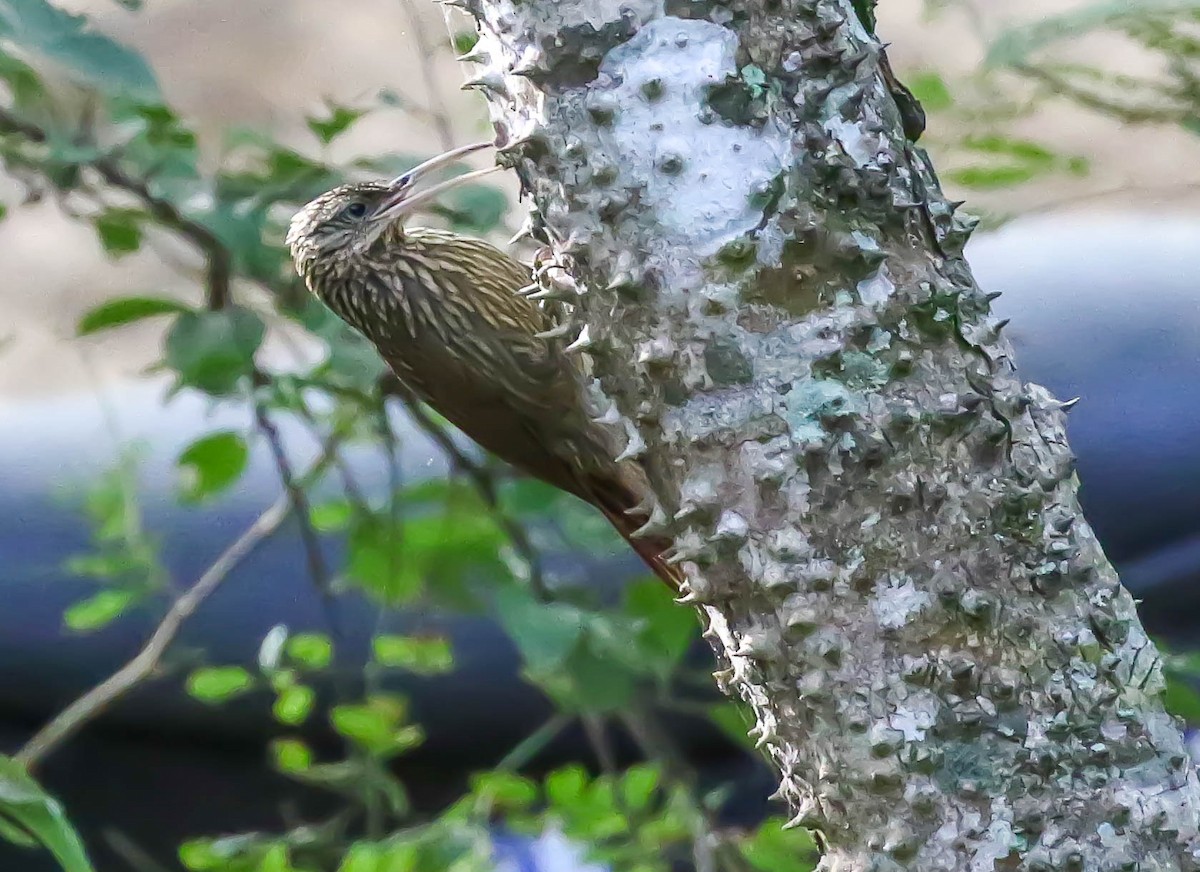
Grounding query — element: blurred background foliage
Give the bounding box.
[0,0,1198,870]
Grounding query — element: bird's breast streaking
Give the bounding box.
[287,144,683,591]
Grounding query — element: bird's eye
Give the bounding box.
[344,201,368,219]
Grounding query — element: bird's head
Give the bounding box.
[286,140,498,276]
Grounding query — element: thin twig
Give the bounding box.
[359,397,407,840]
[16,495,289,770]
[288,393,370,509]
[254,403,330,589]
[252,397,341,644]
[101,829,173,872]
[15,439,341,772]
[1013,63,1184,125]
[582,714,617,774]
[495,713,574,773]
[399,0,457,152]
[618,707,692,787]
[0,104,232,310]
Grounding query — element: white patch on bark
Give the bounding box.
[824,115,877,167]
[856,264,895,306]
[891,700,935,741]
[872,574,931,629]
[547,0,662,28]
[598,17,789,256]
[970,811,1018,871]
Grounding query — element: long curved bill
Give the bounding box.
[374,141,501,221]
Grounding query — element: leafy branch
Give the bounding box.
[15,432,344,771]
[0,104,232,310]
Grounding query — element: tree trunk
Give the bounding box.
[461,0,1200,867]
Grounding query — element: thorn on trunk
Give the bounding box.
[564,324,592,354]
[534,321,573,340]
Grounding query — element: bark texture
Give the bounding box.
[462,1,1200,868]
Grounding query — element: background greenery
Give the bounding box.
[1,0,1199,870]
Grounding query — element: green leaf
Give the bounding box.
[179,834,270,870]
[948,134,1089,191]
[301,303,388,392]
[338,843,384,872]
[961,134,1056,165]
[946,164,1039,190]
[0,0,159,99]
[0,50,44,111]
[273,684,315,726]
[1163,676,1200,723]
[310,500,353,532]
[494,586,585,673]
[452,30,478,56]
[470,771,538,811]
[346,514,421,605]
[619,764,660,812]
[345,492,509,607]
[63,588,135,631]
[551,642,637,713]
[559,496,626,553]
[267,667,297,694]
[500,478,562,516]
[623,579,698,679]
[544,764,588,810]
[258,844,288,872]
[271,739,313,774]
[905,71,953,112]
[177,431,249,504]
[187,666,255,704]
[190,201,280,282]
[330,696,424,759]
[93,208,142,256]
[77,295,192,336]
[330,703,394,751]
[442,182,508,235]
[372,634,454,675]
[739,816,819,871]
[163,308,264,396]
[214,139,336,206]
[111,101,199,197]
[286,633,333,670]
[178,838,221,870]
[0,755,95,872]
[307,102,366,145]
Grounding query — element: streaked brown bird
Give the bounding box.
[287,142,682,591]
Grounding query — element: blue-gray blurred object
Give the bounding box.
[1,214,1198,871]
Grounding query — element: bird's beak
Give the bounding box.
[373,140,501,222]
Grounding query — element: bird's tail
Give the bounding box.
[583,470,686,593]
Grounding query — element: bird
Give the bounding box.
[287,142,682,592]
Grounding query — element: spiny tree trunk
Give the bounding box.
[460,0,1200,867]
